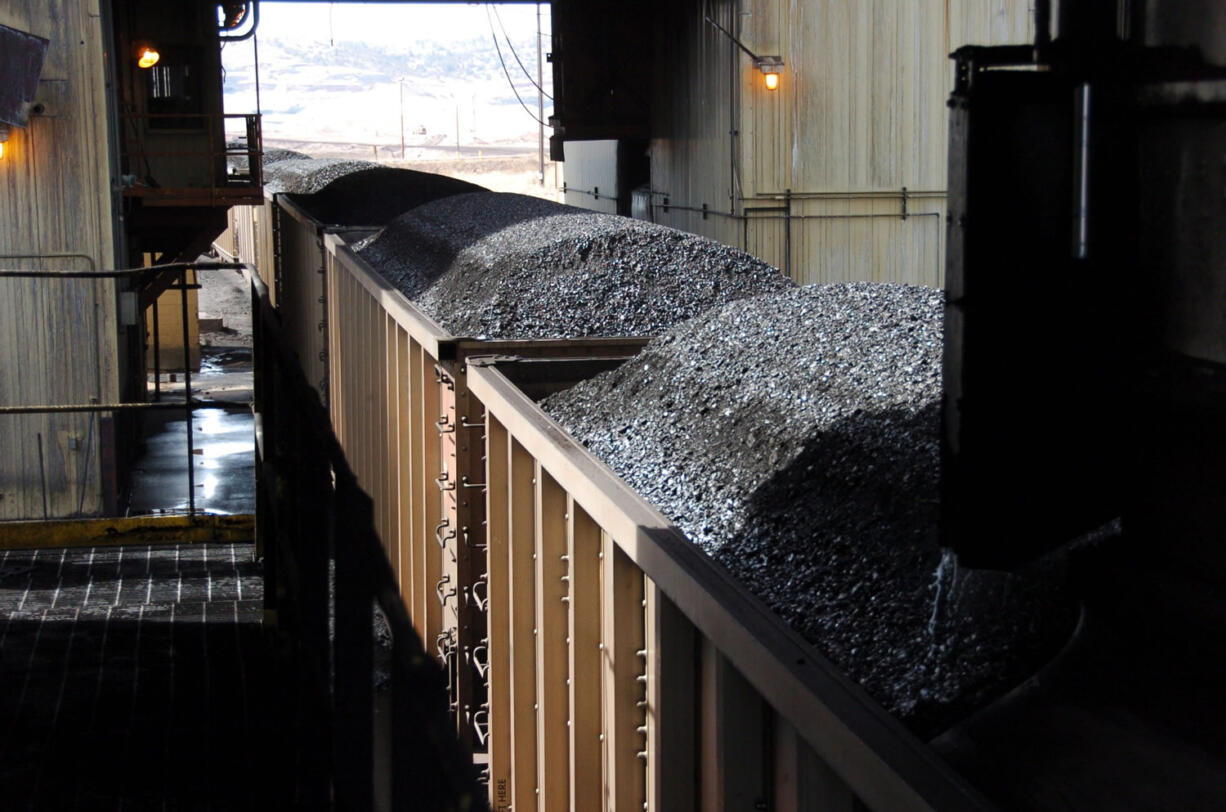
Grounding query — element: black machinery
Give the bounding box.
[942,0,1226,575]
[938,2,1226,806]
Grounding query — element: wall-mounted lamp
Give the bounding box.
[136,45,160,69]
[0,126,9,160]
[705,14,785,92]
[756,56,784,91]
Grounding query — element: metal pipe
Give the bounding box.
[1073,82,1092,259]
[536,2,545,186]
[784,188,792,279]
[0,253,97,270]
[745,189,948,200]
[0,260,245,279]
[76,409,96,516]
[0,402,210,415]
[704,13,763,61]
[1035,0,1052,51]
[37,432,48,519]
[179,269,195,516]
[217,0,260,42]
[152,294,162,400]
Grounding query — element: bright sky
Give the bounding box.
[254,1,549,47]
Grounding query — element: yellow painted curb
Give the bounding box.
[0,514,255,550]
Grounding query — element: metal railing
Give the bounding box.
[119,112,264,206]
[0,261,245,518]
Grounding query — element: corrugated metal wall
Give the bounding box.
[649,0,743,249]
[0,1,118,520]
[646,0,1033,286]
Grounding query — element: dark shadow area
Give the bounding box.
[0,614,285,811]
[933,598,1226,810]
[0,544,289,811]
[713,402,1078,738]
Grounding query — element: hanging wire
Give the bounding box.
[492,6,552,101]
[486,6,546,126]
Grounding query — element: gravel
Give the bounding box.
[284,167,485,227]
[540,283,1074,735]
[355,192,793,338]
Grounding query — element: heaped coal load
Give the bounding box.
[284,167,486,228]
[354,191,794,338]
[540,283,1075,736]
[262,157,382,195]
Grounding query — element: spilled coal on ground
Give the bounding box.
[354,192,794,338]
[540,283,1076,736]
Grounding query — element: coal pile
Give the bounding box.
[541,283,1074,735]
[355,192,793,338]
[284,167,485,227]
[262,157,382,194]
[261,147,310,165]
[224,142,307,174]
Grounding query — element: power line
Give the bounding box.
[486,6,547,127]
[493,6,553,101]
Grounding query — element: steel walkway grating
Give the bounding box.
[0,543,280,811]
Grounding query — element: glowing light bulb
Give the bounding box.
[137,47,160,69]
[764,71,780,91]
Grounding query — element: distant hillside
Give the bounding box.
[223,36,553,146]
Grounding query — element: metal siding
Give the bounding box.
[0,1,117,520]
[650,0,742,250]
[651,0,1032,286]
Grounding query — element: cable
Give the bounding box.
[486,6,546,126]
[492,6,552,101]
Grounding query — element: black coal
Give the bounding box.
[541,283,1074,735]
[355,192,793,338]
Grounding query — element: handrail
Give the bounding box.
[120,112,264,197]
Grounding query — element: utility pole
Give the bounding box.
[537,2,545,185]
[399,77,405,160]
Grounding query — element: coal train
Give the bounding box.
[222,6,1226,792]
[222,157,998,810]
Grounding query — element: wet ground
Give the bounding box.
[130,267,256,517]
[127,406,255,516]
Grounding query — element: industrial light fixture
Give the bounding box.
[704,14,785,92]
[757,56,784,91]
[136,45,160,69]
